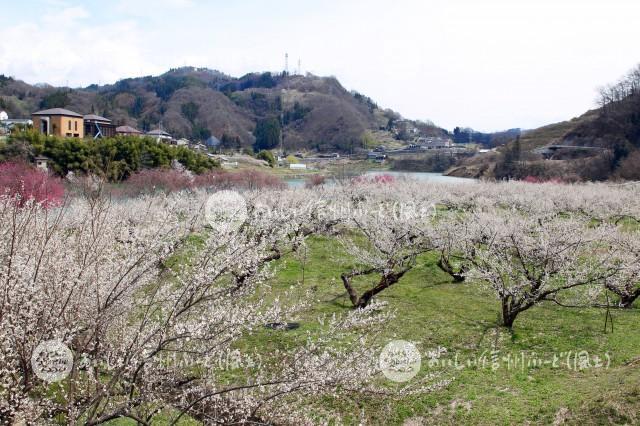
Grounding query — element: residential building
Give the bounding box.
[416,137,453,149]
[147,128,172,143]
[32,108,84,138]
[84,114,116,139]
[115,125,143,136]
[3,118,33,127]
[0,112,33,134]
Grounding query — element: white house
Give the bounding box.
[147,128,172,143]
[416,137,453,149]
[289,163,307,170]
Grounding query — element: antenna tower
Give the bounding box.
[285,53,289,75]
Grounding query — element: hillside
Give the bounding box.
[447,67,640,181]
[0,68,443,153]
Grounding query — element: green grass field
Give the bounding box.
[259,236,640,425]
[108,234,640,425]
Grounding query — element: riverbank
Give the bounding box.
[444,164,488,179]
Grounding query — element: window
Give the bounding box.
[75,121,78,131]
[68,121,71,130]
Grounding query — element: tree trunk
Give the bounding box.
[619,291,640,309]
[501,296,518,329]
[437,253,465,282]
[340,273,361,307]
[355,270,408,309]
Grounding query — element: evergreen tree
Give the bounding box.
[253,117,281,152]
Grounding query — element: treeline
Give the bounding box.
[452,127,521,148]
[221,72,281,93]
[563,64,640,181]
[598,64,640,109]
[0,130,218,181]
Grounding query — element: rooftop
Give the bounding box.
[83,114,111,123]
[32,108,83,118]
[116,125,142,134]
[148,128,171,137]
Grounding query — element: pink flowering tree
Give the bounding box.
[0,161,64,207]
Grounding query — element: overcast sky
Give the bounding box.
[1,0,639,132]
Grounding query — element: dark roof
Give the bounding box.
[32,108,83,118]
[83,114,111,123]
[116,125,142,134]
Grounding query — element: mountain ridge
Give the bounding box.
[0,67,447,153]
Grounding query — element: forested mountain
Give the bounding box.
[0,67,418,153]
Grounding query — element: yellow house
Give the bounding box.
[32,108,84,138]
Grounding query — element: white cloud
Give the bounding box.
[114,0,195,17]
[41,5,89,24]
[0,8,161,87]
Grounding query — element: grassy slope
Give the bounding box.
[518,110,599,152]
[108,234,640,425]
[264,236,640,425]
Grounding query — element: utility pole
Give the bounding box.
[284,53,289,75]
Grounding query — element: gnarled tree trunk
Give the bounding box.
[341,268,410,309]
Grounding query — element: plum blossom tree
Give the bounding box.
[605,229,640,308]
[0,185,442,425]
[454,210,621,328]
[337,185,435,308]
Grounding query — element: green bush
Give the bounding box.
[256,150,276,167]
[4,130,218,181]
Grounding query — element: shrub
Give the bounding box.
[256,150,276,167]
[351,173,396,185]
[4,132,218,180]
[305,174,326,188]
[124,168,194,195]
[0,161,64,207]
[614,151,640,180]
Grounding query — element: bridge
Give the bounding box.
[534,145,607,158]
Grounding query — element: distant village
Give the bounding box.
[0,107,223,152]
[0,108,472,171]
